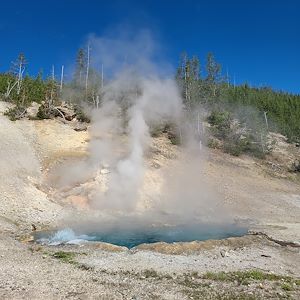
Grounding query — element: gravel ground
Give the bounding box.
[0,234,299,299]
[0,101,299,299]
[0,112,63,231]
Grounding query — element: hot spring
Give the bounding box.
[35,223,248,248]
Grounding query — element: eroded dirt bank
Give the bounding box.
[0,102,299,299]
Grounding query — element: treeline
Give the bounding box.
[0,49,103,120]
[0,53,60,107]
[224,85,300,142]
[0,51,299,144]
[176,52,300,143]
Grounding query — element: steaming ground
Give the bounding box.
[0,102,300,299]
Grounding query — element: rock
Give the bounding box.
[0,101,14,114]
[26,102,40,118]
[100,168,110,175]
[220,249,228,257]
[152,162,161,169]
[73,123,87,131]
[261,254,271,258]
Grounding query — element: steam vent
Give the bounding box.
[1,2,300,298]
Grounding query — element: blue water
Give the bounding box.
[36,223,248,248]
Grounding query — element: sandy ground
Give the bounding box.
[0,101,299,299]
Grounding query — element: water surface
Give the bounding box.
[35,223,248,248]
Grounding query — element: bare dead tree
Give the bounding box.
[5,79,18,98]
[53,107,66,123]
[60,65,64,92]
[52,65,55,81]
[264,111,269,131]
[5,53,27,98]
[16,57,26,95]
[96,95,100,109]
[85,43,91,94]
[101,63,104,89]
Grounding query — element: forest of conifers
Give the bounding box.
[0,51,299,142]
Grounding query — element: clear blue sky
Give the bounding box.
[0,0,299,93]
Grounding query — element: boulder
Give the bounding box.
[26,102,40,118]
[73,123,87,132]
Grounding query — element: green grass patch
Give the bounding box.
[51,251,93,272]
[52,251,77,264]
[281,282,294,291]
[202,270,299,286]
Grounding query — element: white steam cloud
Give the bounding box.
[50,29,230,227]
[104,77,182,210]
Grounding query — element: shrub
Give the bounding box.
[207,110,267,158]
[207,138,222,149]
[149,122,182,145]
[162,123,181,145]
[168,133,181,145]
[142,269,159,278]
[74,105,91,123]
[36,103,53,119]
[150,124,165,137]
[4,106,27,121]
[207,110,232,139]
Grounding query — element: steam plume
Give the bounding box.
[51,29,230,226]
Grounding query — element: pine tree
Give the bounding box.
[74,48,86,87]
[206,52,221,83]
[205,52,223,99]
[176,52,202,108]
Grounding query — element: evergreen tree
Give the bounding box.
[74,48,86,87]
[205,52,223,99]
[176,52,203,109]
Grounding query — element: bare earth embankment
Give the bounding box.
[0,101,299,299]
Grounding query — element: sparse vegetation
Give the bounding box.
[142,269,160,279]
[291,160,300,172]
[36,103,56,120]
[182,288,259,300]
[51,251,91,270]
[178,270,300,299]
[201,270,299,285]
[176,52,300,148]
[1,50,299,159]
[52,251,77,264]
[281,282,294,291]
[207,110,268,157]
[4,105,27,121]
[150,124,165,138]
[74,105,91,123]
